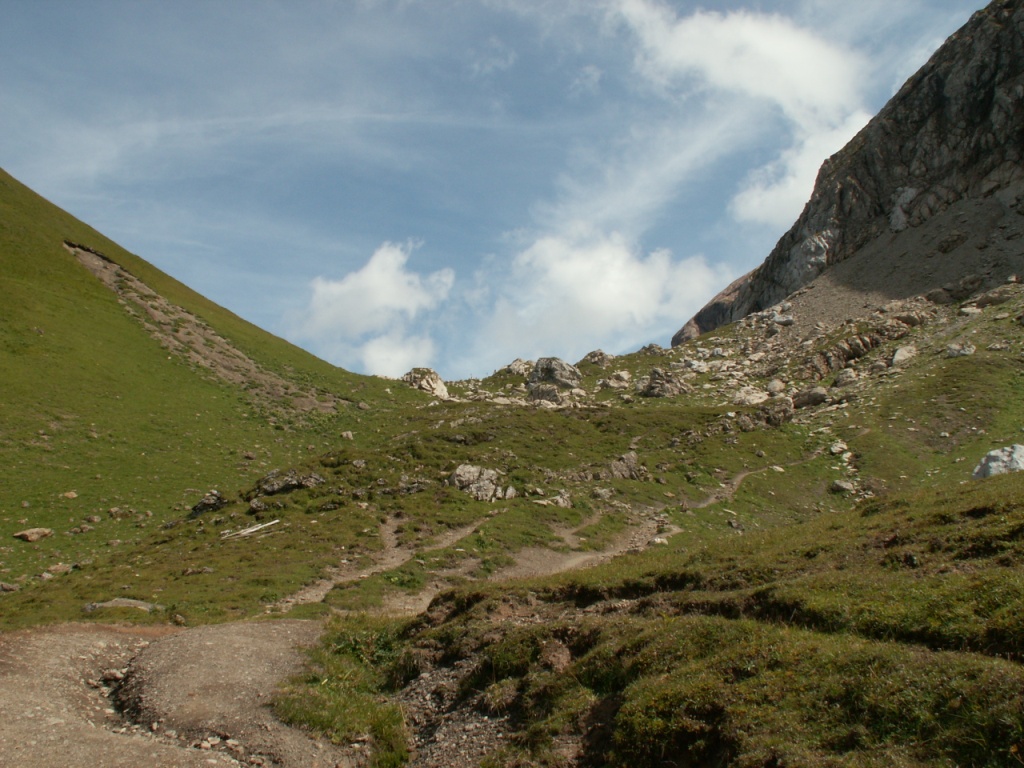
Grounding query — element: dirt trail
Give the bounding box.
[0,463,767,768]
[0,623,237,768]
[269,519,484,614]
[493,508,678,582]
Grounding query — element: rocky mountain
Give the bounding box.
[675,0,1024,345]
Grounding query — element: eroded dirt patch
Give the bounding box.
[66,241,339,415]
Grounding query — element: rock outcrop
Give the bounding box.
[402,367,450,400]
[447,464,516,502]
[675,0,1024,344]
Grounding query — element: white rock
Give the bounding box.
[972,445,1024,479]
[732,386,770,406]
[946,342,976,358]
[401,368,450,400]
[892,345,918,366]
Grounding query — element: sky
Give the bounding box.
[0,0,982,380]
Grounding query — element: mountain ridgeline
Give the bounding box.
[675,0,1024,344]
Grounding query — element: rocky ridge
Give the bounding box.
[675,0,1024,344]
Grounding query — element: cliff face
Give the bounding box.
[674,0,1024,345]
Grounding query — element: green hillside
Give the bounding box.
[3,164,1024,765]
[0,166,409,593]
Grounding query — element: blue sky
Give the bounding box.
[0,0,981,379]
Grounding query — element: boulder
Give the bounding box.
[830,479,857,494]
[758,397,795,427]
[892,346,918,366]
[190,490,227,517]
[606,451,650,481]
[637,368,689,398]
[946,342,976,358]
[793,387,829,409]
[401,367,450,400]
[971,284,1019,308]
[446,464,513,502]
[579,350,615,368]
[13,528,53,543]
[527,383,565,405]
[733,386,770,406]
[832,368,859,388]
[499,358,534,377]
[972,445,1024,479]
[528,357,582,390]
[598,370,632,390]
[246,469,326,499]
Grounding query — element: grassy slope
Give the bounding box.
[3,164,1024,765]
[0,167,407,599]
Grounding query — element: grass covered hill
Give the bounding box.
[0,166,410,603]
[3,151,1024,768]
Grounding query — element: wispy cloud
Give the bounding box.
[612,0,870,228]
[469,36,518,77]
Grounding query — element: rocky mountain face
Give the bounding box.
[675,0,1024,345]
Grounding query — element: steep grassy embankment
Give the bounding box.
[0,167,405,599]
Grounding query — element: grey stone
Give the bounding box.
[793,387,829,409]
[447,464,508,502]
[528,357,582,390]
[946,342,977,357]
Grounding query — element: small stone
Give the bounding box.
[833,368,858,388]
[946,342,976,358]
[830,480,857,494]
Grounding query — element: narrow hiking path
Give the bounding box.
[268,518,485,614]
[0,456,807,768]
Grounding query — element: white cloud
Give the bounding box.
[612,0,869,229]
[361,332,439,378]
[456,232,731,374]
[294,241,454,377]
[730,108,872,228]
[614,2,865,125]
